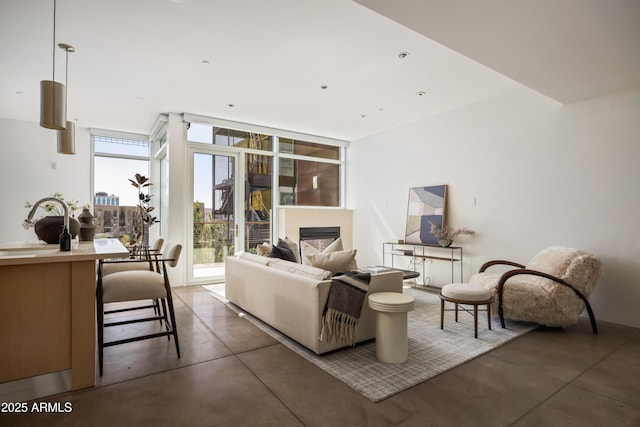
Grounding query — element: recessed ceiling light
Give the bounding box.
[361,114,367,118]
[320,85,328,90]
[227,104,235,108]
[417,91,426,96]
[398,51,410,59]
[202,60,210,64]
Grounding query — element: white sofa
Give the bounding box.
[225,252,403,354]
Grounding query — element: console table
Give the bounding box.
[383,242,463,288]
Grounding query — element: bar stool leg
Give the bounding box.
[474,304,478,338]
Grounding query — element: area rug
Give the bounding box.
[205,285,536,402]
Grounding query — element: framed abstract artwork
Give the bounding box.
[404,185,448,245]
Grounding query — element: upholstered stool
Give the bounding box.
[440,283,493,338]
[368,292,415,363]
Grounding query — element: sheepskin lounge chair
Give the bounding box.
[468,246,601,334]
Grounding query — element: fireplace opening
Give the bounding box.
[299,226,340,251]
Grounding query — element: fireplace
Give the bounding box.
[299,226,340,251]
[278,208,353,250]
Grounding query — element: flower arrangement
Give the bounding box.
[429,221,475,246]
[129,173,159,246]
[24,192,81,223]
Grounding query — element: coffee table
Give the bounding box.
[361,266,420,280]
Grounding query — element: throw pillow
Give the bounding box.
[270,242,297,263]
[256,242,272,257]
[324,237,344,253]
[306,249,357,275]
[283,237,301,263]
[300,237,344,265]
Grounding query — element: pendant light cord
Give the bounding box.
[64,47,68,118]
[52,0,57,81]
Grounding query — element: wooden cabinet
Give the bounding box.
[0,239,128,393]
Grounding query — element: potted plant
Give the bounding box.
[428,221,475,247]
[129,173,159,248]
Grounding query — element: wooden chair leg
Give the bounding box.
[487,302,492,330]
[473,304,478,338]
[440,299,445,329]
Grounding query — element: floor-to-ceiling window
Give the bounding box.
[92,132,151,246]
[278,137,341,207]
[185,118,346,284]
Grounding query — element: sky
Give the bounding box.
[94,152,229,211]
[94,156,149,206]
[93,132,233,211]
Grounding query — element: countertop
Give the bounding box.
[0,238,130,266]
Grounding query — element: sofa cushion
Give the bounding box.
[301,237,344,265]
[306,249,357,275]
[239,252,270,265]
[268,258,332,280]
[270,241,297,262]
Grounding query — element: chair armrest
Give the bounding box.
[479,260,525,273]
[100,259,156,265]
[98,258,156,276]
[496,269,598,334]
[100,257,176,266]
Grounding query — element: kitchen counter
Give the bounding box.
[0,238,129,266]
[0,238,129,394]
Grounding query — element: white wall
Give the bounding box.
[0,117,189,287]
[347,87,640,328]
[0,118,91,242]
[165,113,189,286]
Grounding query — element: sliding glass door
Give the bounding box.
[189,148,242,283]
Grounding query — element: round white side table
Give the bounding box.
[367,292,415,364]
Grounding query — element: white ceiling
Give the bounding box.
[355,0,640,105]
[1,0,637,141]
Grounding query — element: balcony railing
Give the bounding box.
[193,219,271,264]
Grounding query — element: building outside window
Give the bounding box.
[187,121,345,279]
[92,134,150,246]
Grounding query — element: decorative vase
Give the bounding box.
[77,208,96,241]
[438,238,453,247]
[34,216,80,244]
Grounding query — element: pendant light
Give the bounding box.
[57,43,75,154]
[40,0,66,130]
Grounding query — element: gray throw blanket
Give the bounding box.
[320,271,372,346]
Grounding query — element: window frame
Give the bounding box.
[183,115,347,209]
[90,129,152,243]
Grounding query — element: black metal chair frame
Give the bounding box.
[97,256,181,376]
[112,246,164,319]
[479,260,598,334]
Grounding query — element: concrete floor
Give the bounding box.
[2,285,639,426]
